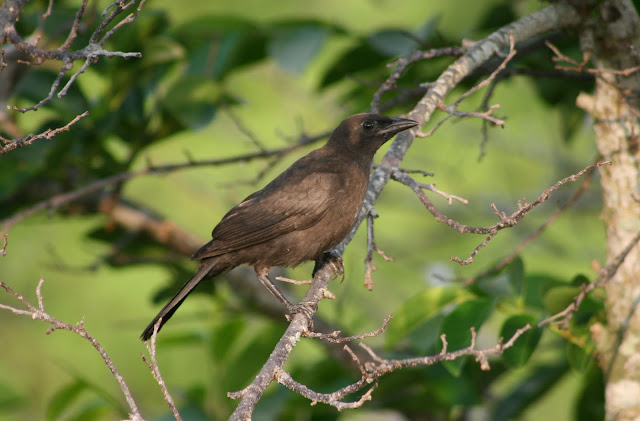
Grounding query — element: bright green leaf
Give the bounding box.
[543,285,580,315]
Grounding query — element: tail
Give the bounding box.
[141,260,222,341]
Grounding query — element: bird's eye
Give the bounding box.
[362,120,375,130]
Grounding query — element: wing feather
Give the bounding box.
[192,171,342,259]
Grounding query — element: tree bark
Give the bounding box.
[580,1,640,419]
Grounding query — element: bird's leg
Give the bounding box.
[312,251,344,281]
[255,266,295,308]
[255,266,317,323]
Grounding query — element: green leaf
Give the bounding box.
[320,44,387,87]
[523,273,564,310]
[414,16,440,43]
[407,313,446,353]
[474,270,513,297]
[47,380,87,421]
[268,26,329,74]
[174,15,258,42]
[491,360,570,420]
[543,285,580,315]
[507,256,524,295]
[567,341,596,373]
[143,36,185,66]
[500,314,541,368]
[439,298,494,376]
[473,256,524,298]
[570,274,591,287]
[367,29,420,56]
[385,286,460,348]
[162,76,222,130]
[575,366,605,421]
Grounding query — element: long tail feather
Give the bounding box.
[141,260,221,340]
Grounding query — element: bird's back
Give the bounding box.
[191,144,370,267]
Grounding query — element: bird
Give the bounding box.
[141,113,418,340]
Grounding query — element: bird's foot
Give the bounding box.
[285,300,317,328]
[312,252,344,281]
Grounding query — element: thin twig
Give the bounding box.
[0,278,143,420]
[0,111,89,154]
[539,229,640,328]
[466,166,595,284]
[304,315,392,343]
[371,46,465,112]
[417,34,515,139]
[142,319,182,421]
[392,161,609,266]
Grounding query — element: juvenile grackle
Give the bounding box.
[141,113,418,340]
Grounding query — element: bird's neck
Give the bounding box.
[320,142,376,174]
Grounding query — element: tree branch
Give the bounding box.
[0,278,144,421]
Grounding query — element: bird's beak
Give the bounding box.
[378,117,419,137]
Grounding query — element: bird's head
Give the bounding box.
[328,113,419,159]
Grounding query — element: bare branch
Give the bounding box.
[60,0,90,50]
[0,234,7,256]
[142,320,182,421]
[0,278,143,420]
[274,368,378,410]
[0,0,145,155]
[455,33,516,107]
[371,46,465,113]
[0,111,88,154]
[304,315,393,343]
[417,34,514,138]
[466,166,595,284]
[539,229,640,328]
[8,59,72,112]
[392,161,608,265]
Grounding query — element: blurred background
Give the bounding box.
[0,0,605,419]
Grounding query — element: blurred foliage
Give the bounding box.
[1,0,607,420]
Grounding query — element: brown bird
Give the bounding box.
[141,113,418,340]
